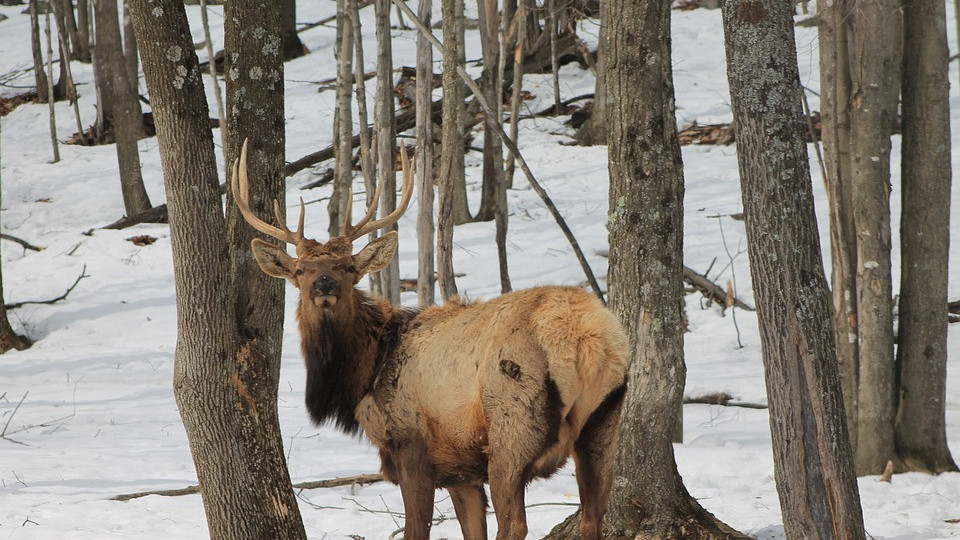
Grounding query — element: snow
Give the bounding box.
[1,2,959,539]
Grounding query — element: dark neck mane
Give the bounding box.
[299,290,417,435]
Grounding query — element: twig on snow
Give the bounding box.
[5,265,88,309]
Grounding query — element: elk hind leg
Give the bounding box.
[573,383,626,540]
[449,484,488,540]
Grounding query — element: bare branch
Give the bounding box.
[5,265,88,309]
[111,473,384,501]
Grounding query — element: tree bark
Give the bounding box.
[281,0,307,60]
[849,0,901,476]
[721,0,867,537]
[75,0,92,62]
[130,0,306,537]
[0,123,33,354]
[95,0,151,216]
[29,0,51,103]
[474,0,500,223]
[415,0,436,306]
[122,0,139,96]
[599,0,746,537]
[437,0,463,300]
[329,0,354,238]
[374,0,400,304]
[817,0,859,453]
[895,0,958,474]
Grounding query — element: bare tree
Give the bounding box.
[281,0,307,60]
[816,0,859,450]
[721,0,866,537]
[598,0,747,536]
[848,0,902,476]
[895,0,958,474]
[329,0,354,239]
[95,0,151,216]
[415,0,436,306]
[374,0,400,304]
[437,0,464,300]
[129,0,306,537]
[0,121,33,354]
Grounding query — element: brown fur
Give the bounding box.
[247,230,629,540]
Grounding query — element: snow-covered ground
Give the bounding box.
[1,2,958,539]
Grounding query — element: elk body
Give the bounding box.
[231,142,629,540]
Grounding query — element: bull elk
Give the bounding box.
[231,140,629,540]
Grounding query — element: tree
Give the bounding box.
[542,0,747,537]
[414,0,436,306]
[0,121,33,355]
[848,0,902,476]
[128,0,306,537]
[374,0,400,304]
[895,0,957,474]
[601,0,745,534]
[281,0,306,60]
[721,0,867,537]
[95,0,152,217]
[436,0,464,301]
[816,0,859,451]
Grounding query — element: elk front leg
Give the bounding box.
[393,440,436,540]
[448,484,488,540]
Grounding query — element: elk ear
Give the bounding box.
[250,238,298,281]
[354,231,398,278]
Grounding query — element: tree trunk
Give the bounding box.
[129,1,306,537]
[0,123,33,354]
[600,0,746,537]
[849,0,901,476]
[75,0,92,62]
[29,0,50,103]
[329,0,354,239]
[437,0,463,300]
[721,1,866,537]
[817,0,859,453]
[474,0,500,223]
[576,0,605,146]
[415,0,436,306]
[122,0,139,96]
[281,0,306,60]
[96,0,151,216]
[374,0,400,304]
[895,0,958,474]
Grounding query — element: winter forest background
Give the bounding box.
[1,0,959,538]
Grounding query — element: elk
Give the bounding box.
[231,140,629,540]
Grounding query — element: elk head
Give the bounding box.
[230,140,414,318]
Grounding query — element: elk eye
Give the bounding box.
[346,265,357,274]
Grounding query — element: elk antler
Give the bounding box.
[343,144,415,242]
[231,139,306,245]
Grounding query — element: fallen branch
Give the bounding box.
[111,472,384,501]
[101,204,169,230]
[683,392,767,409]
[0,233,43,252]
[5,265,87,309]
[683,265,755,311]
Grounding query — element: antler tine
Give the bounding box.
[346,144,415,242]
[230,139,303,245]
[344,174,386,241]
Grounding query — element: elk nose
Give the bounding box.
[314,276,339,296]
